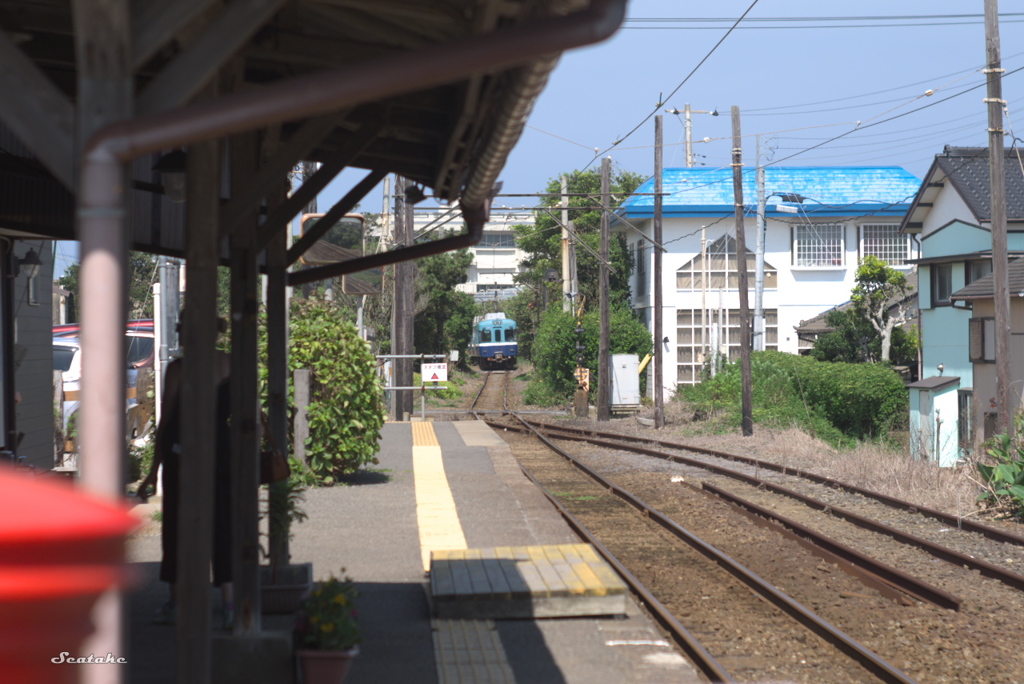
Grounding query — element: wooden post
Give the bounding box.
[653,116,665,428]
[229,133,262,633]
[731,106,754,437]
[177,137,221,684]
[266,179,291,567]
[986,0,1012,435]
[598,157,612,421]
[392,179,414,420]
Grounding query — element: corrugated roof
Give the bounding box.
[619,166,920,218]
[951,257,1024,300]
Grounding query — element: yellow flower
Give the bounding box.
[310,616,319,624]
[320,622,335,633]
[333,595,348,606]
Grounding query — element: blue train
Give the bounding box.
[469,312,518,370]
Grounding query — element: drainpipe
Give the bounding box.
[77,0,627,498]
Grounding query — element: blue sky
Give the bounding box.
[318,1,1024,220]
[55,3,1024,274]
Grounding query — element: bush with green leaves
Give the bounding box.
[977,415,1024,516]
[286,297,386,484]
[529,303,651,404]
[681,351,907,446]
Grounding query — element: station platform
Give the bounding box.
[126,420,700,683]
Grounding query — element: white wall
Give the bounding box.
[628,213,914,388]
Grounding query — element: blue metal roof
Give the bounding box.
[618,166,921,219]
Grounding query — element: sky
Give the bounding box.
[53,2,1024,274]
[318,0,1024,220]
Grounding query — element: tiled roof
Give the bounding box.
[951,257,1024,300]
[933,146,1024,222]
[619,166,920,218]
[796,269,918,333]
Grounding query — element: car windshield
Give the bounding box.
[54,346,76,372]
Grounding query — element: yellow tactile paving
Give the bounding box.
[432,619,515,684]
[430,544,627,600]
[413,422,466,571]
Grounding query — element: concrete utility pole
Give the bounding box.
[986,0,1012,435]
[666,104,717,167]
[653,116,666,428]
[598,157,612,421]
[731,106,753,436]
[754,134,767,352]
[562,175,571,311]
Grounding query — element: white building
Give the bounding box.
[413,205,531,301]
[614,166,921,400]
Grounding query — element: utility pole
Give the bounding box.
[754,134,766,351]
[653,116,665,428]
[666,104,717,167]
[731,107,753,436]
[561,175,571,311]
[598,157,612,421]
[986,0,1012,435]
[392,176,414,420]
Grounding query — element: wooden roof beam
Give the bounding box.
[0,29,75,189]
[131,0,219,70]
[218,112,344,231]
[136,0,287,115]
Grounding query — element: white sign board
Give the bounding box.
[422,363,448,383]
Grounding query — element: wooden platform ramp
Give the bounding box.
[430,544,628,619]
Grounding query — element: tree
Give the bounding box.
[513,168,645,309]
[530,303,651,401]
[811,308,916,366]
[850,256,915,362]
[59,251,160,322]
[413,246,476,356]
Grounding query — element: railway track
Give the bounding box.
[471,373,937,683]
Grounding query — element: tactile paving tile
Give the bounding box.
[430,544,627,619]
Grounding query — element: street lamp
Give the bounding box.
[665,105,718,167]
[753,191,805,351]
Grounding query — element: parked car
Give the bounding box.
[53,322,156,450]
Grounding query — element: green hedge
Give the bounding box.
[681,351,907,446]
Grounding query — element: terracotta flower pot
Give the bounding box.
[296,646,359,684]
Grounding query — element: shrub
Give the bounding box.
[529,303,652,403]
[286,297,386,484]
[977,414,1024,517]
[681,351,907,446]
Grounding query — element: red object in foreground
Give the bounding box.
[0,466,138,684]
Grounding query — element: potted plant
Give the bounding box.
[260,474,313,613]
[293,572,361,684]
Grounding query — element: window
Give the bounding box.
[794,224,844,267]
[931,263,953,306]
[479,232,516,248]
[967,259,992,284]
[505,328,516,342]
[676,235,777,290]
[676,308,778,384]
[54,346,76,372]
[636,242,647,296]
[860,224,909,265]
[481,329,492,343]
[126,335,154,368]
[969,317,995,362]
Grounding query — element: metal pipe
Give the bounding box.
[77,0,628,499]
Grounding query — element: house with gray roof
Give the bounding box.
[901,146,1024,465]
[615,165,920,401]
[950,257,1024,452]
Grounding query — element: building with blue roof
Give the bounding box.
[614,165,920,397]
